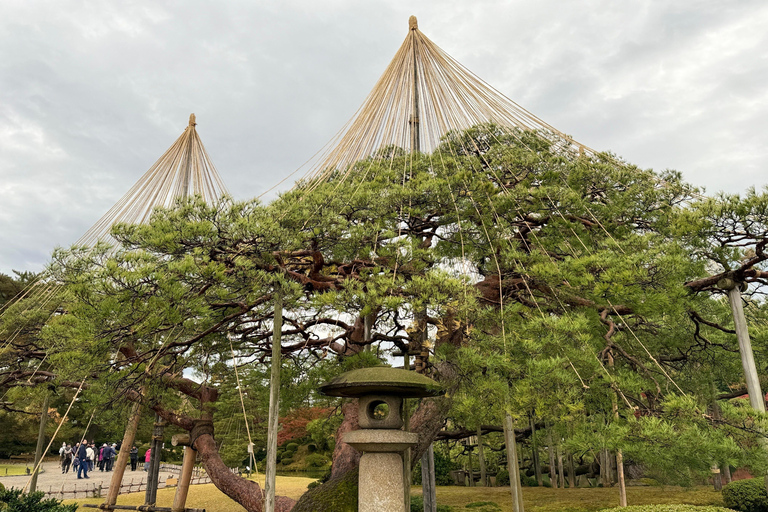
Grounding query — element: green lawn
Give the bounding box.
[0,464,35,476]
[417,485,726,512]
[65,481,727,512]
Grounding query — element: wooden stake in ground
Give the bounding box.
[477,425,487,487]
[421,445,437,512]
[171,440,197,512]
[547,426,557,488]
[30,393,49,493]
[264,292,283,512]
[105,400,143,507]
[145,415,166,506]
[504,413,524,512]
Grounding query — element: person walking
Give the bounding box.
[144,448,151,472]
[129,446,139,471]
[86,443,95,471]
[76,442,89,479]
[61,444,73,473]
[106,443,117,471]
[98,444,106,471]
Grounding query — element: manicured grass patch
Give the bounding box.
[412,485,727,512]
[0,464,35,476]
[602,507,735,512]
[66,475,315,511]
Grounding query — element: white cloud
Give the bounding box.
[1,0,768,274]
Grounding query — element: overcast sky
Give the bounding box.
[2,0,767,276]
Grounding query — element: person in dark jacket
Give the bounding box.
[76,442,89,479]
[129,446,139,471]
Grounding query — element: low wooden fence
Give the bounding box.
[40,466,239,500]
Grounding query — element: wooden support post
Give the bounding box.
[721,280,768,492]
[172,446,196,512]
[30,393,49,493]
[477,425,487,487]
[467,448,474,487]
[106,400,143,507]
[547,427,557,488]
[421,444,436,512]
[145,415,165,506]
[616,451,627,506]
[264,292,282,512]
[724,283,766,412]
[504,414,524,512]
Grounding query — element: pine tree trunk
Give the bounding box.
[567,453,576,489]
[557,446,565,489]
[722,464,732,484]
[600,449,610,487]
[530,415,542,486]
[105,400,142,506]
[711,464,723,491]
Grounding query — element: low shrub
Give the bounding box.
[410,495,452,512]
[281,450,295,461]
[305,453,329,468]
[285,443,300,452]
[723,478,768,512]
[495,469,537,487]
[412,451,460,486]
[280,458,294,465]
[0,488,78,511]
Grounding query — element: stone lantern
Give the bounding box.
[320,366,443,512]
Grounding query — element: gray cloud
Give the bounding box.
[2,0,767,275]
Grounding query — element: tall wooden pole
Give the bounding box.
[721,280,768,492]
[504,414,524,512]
[264,292,283,512]
[405,15,421,511]
[105,400,143,507]
[30,394,49,493]
[722,283,766,412]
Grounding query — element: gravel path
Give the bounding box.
[0,461,154,498]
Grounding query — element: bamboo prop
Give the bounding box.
[264,292,283,512]
[29,394,49,492]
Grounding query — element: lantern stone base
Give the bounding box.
[343,429,418,512]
